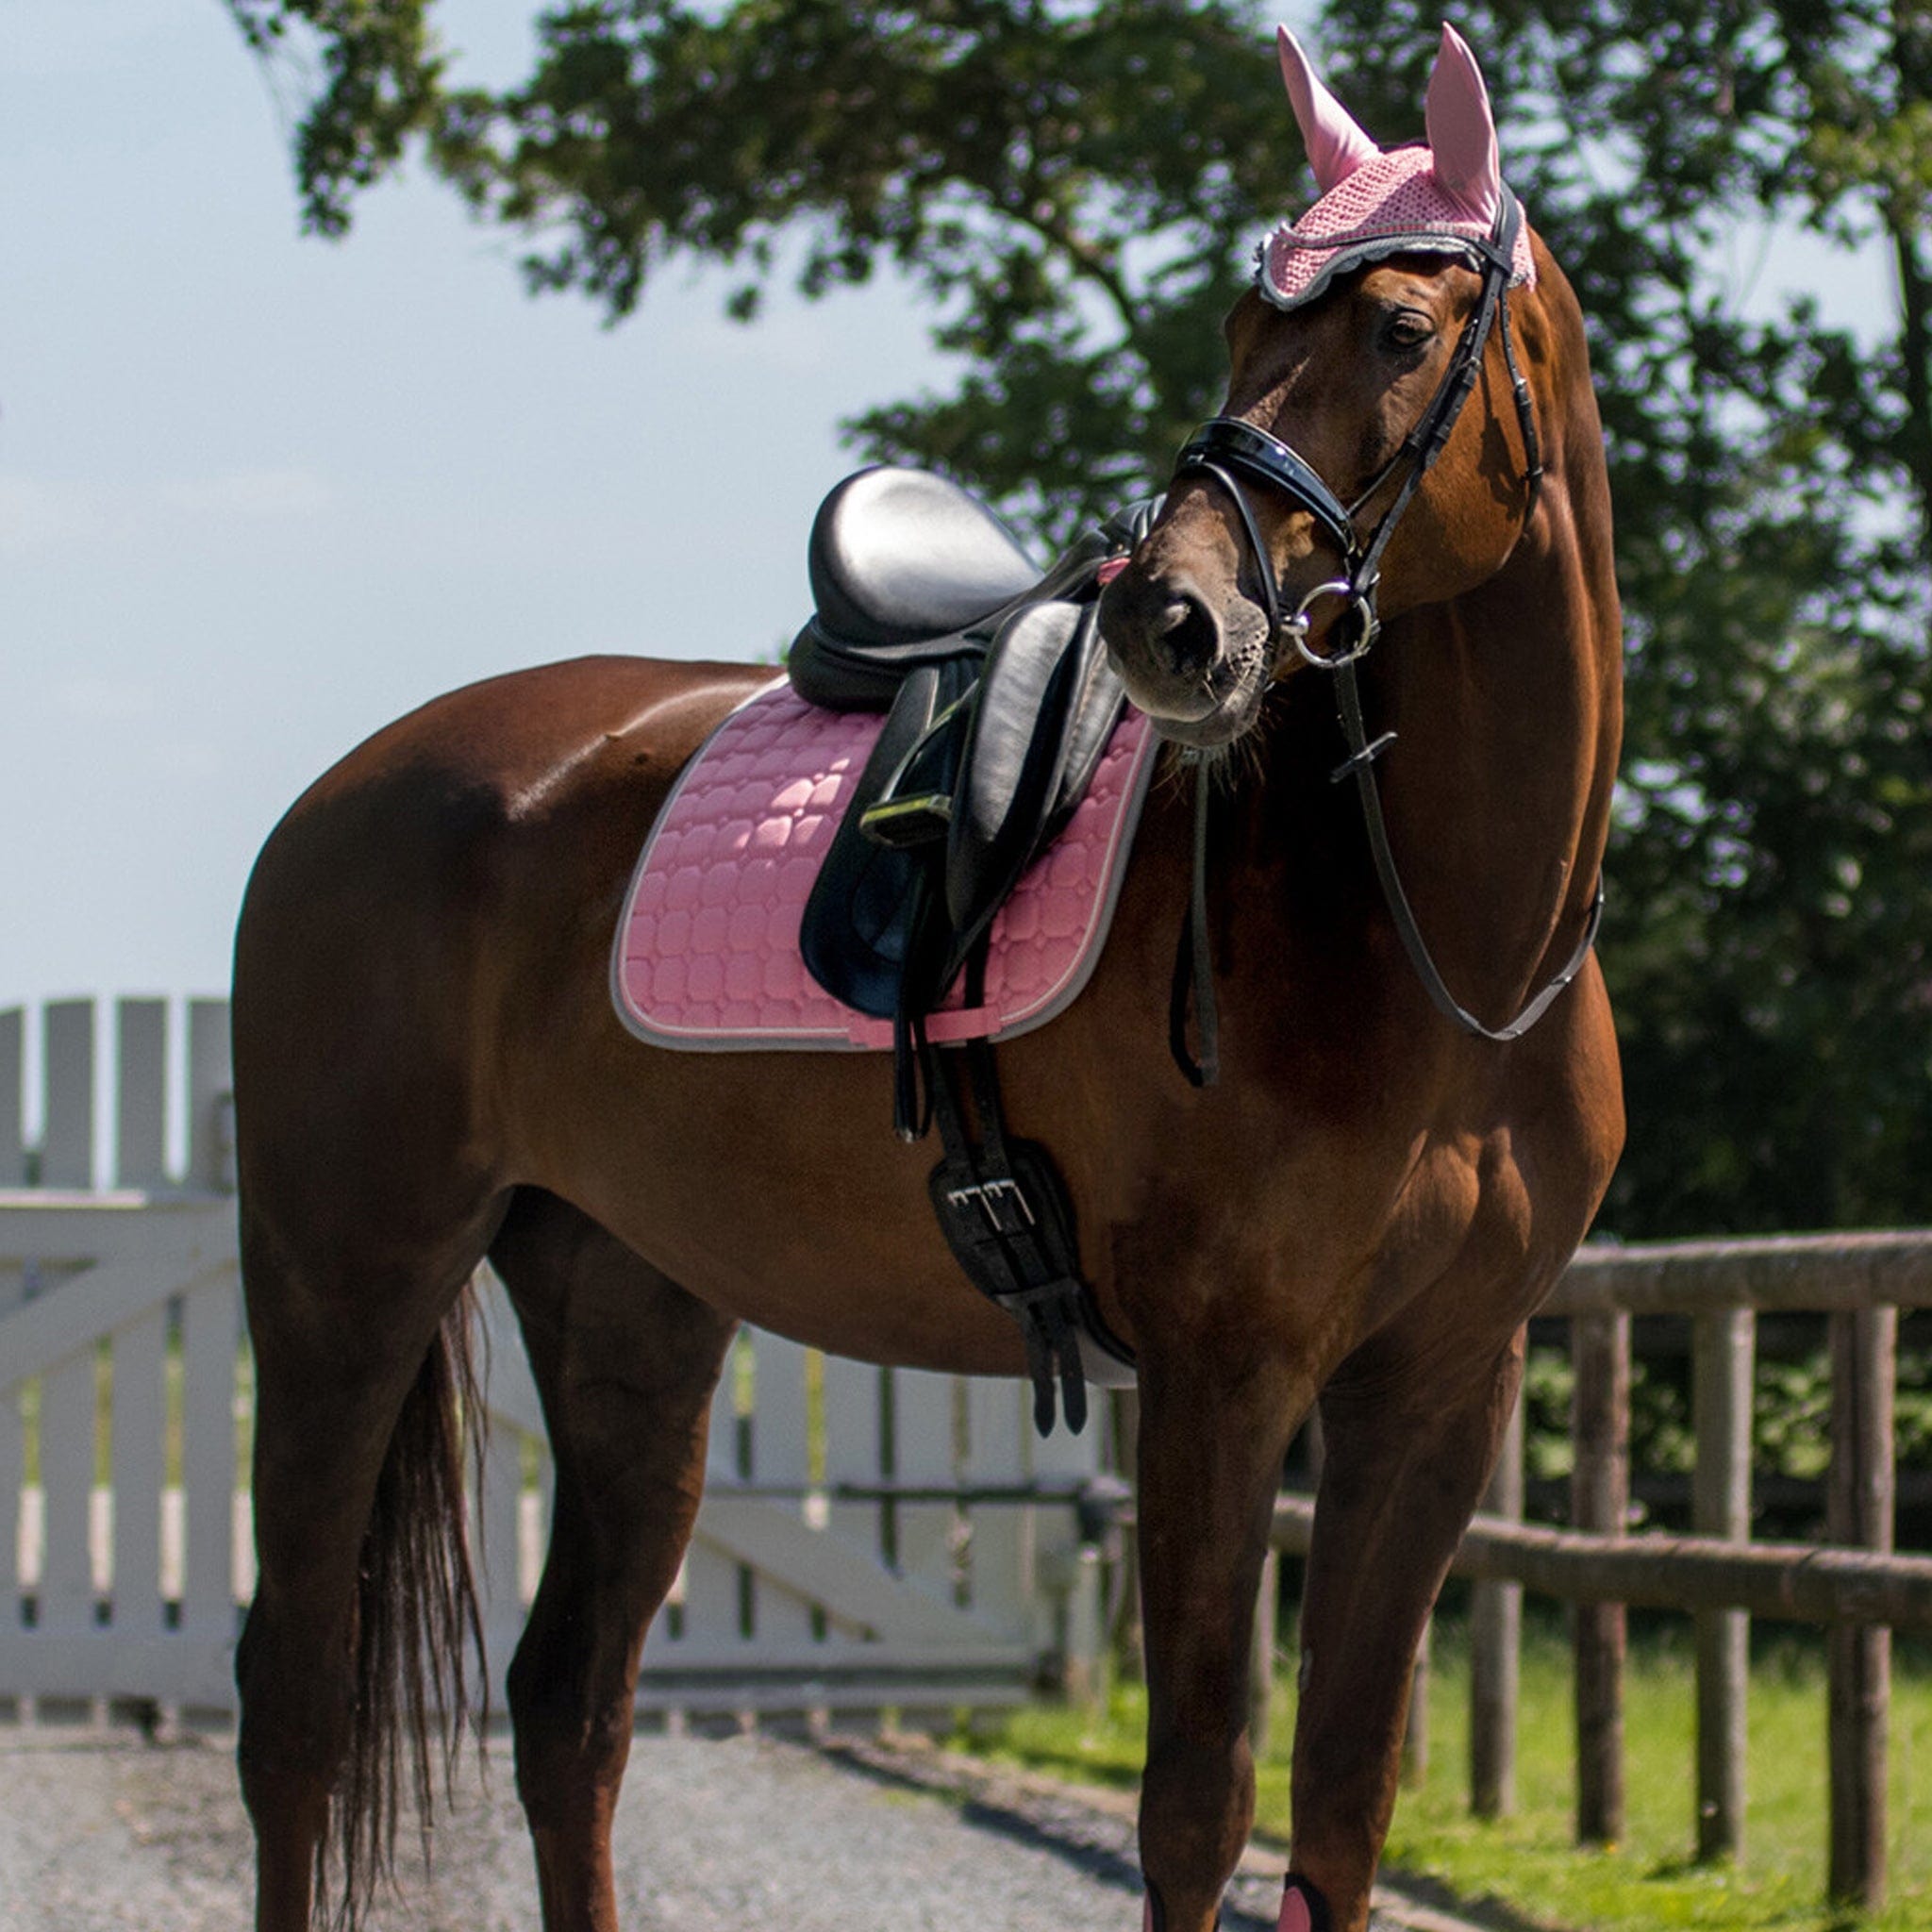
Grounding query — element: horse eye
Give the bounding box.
[1381,310,1435,352]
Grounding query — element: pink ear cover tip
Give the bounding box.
[1423,20,1502,225]
[1275,24,1379,193]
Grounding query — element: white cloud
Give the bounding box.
[0,475,105,558]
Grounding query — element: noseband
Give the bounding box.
[1165,191,1603,1049]
[1175,192,1540,668]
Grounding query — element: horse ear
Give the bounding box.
[1424,23,1503,227]
[1276,25,1380,194]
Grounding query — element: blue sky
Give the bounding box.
[1,1,944,1016]
[2,2,1893,1034]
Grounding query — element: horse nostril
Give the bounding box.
[1157,593,1222,678]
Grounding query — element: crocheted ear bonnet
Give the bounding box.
[1259,24,1535,313]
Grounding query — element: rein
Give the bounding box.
[1166,192,1601,1066]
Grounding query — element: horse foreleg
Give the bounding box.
[1285,1315,1527,1932]
[1135,1346,1307,1932]
[489,1191,738,1932]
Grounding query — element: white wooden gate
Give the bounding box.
[2,999,1106,1726]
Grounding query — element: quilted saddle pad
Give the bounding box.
[612,679,1158,1051]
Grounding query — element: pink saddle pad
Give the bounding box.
[612,679,1158,1051]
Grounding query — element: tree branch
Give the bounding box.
[1002,194,1141,344]
[1892,217,1932,563]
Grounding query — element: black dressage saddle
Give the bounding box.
[792,466,1144,1040]
[789,466,1147,1432]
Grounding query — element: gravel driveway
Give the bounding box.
[0,1724,1468,1932]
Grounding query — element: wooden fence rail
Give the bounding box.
[1270,1497,1932,1628]
[1267,1232,1932,1911]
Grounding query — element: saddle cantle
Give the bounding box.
[788,467,1041,707]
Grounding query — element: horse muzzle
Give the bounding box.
[1098,559,1273,747]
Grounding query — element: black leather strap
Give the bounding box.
[1332,653,1602,1041]
[925,1032,1138,1436]
[1173,418,1359,566]
[1168,755,1220,1088]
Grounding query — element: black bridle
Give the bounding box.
[1166,190,1603,1057]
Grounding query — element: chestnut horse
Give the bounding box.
[231,26,1621,1932]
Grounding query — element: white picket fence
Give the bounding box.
[0,998,1105,1727]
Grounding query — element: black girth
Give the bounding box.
[1166,190,1601,1055]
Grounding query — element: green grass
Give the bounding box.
[964,1620,1932,1932]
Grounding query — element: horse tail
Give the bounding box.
[332,1283,489,1926]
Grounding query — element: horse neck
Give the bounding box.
[1243,488,1622,1031]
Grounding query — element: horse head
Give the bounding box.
[1104,25,1568,749]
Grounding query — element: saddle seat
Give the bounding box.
[789,468,1150,1039]
[789,467,1042,708]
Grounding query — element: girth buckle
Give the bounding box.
[942,1174,1038,1236]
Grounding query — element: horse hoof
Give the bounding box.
[1278,1874,1333,1932]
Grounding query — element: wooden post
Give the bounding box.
[1471,1381,1524,1817]
[1402,1615,1432,1787]
[1251,1544,1280,1757]
[0,1008,25,1185]
[1828,1306,1895,1908]
[179,1274,242,1650]
[1032,1386,1104,1707]
[887,1366,960,1734]
[187,998,234,1193]
[1571,1308,1628,1846]
[114,998,169,1190]
[42,1000,94,1189]
[1693,1307,1755,1861]
[1108,1389,1143,1679]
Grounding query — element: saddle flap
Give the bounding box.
[943,599,1126,944]
[807,467,1041,649]
[797,659,975,1019]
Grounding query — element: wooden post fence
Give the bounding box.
[1827,1305,1894,1908]
[1265,1230,1932,1910]
[1469,1383,1523,1817]
[1692,1306,1754,1861]
[1570,1308,1628,1846]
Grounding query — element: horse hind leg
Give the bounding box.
[235,1197,505,1932]
[487,1188,738,1932]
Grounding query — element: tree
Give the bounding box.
[226,0,1932,1237]
[225,0,1292,543]
[1318,0,1932,1233]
